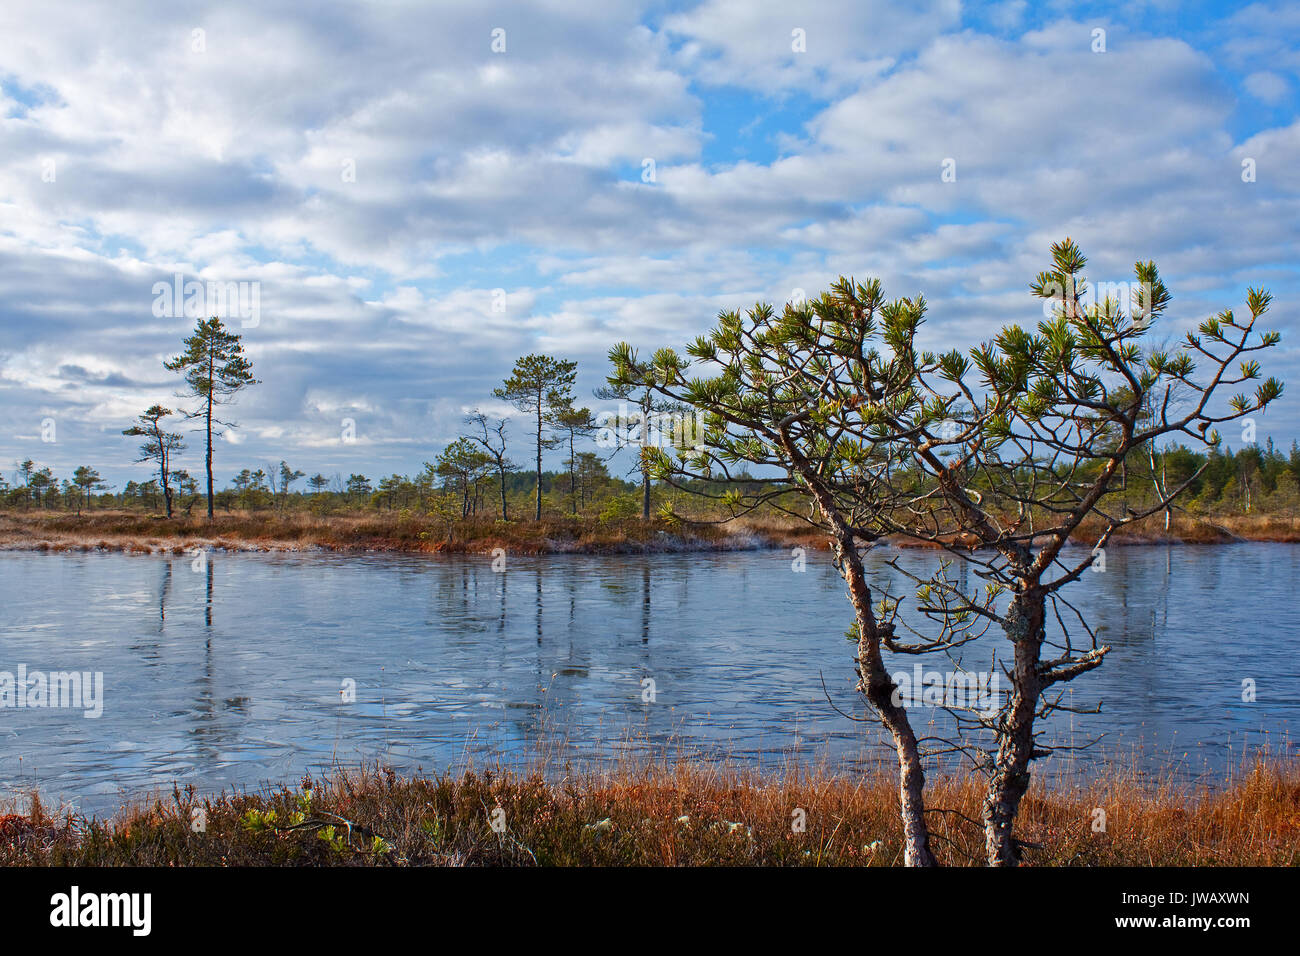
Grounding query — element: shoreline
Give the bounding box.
[3,759,1296,866]
[2,511,1298,557]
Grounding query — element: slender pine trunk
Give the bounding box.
[640,395,651,520]
[569,431,577,515]
[641,453,650,520]
[205,351,215,521]
[535,399,542,521]
[161,452,173,519]
[1162,454,1170,530]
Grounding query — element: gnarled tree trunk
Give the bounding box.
[982,587,1046,866]
[840,540,937,867]
[799,459,937,867]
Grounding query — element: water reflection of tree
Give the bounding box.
[129,559,171,662]
[497,562,507,634]
[641,563,650,644]
[159,559,172,626]
[189,554,221,780]
[189,555,254,786]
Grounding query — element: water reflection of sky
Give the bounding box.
[0,544,1295,815]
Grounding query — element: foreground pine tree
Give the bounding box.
[610,238,1283,866]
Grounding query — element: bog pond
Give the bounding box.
[0,544,1295,814]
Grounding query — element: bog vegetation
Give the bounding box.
[1,239,1290,867]
[3,759,1297,867]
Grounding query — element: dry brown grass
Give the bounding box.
[1071,510,1300,544]
[1,757,1295,866]
[879,511,1300,548]
[5,508,1294,557]
[0,510,816,555]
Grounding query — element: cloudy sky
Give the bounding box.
[2,0,1297,489]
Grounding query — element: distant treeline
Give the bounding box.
[3,314,1298,523]
[0,459,649,520]
[1,322,674,521]
[5,439,1299,520]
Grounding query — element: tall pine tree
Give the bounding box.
[165,317,259,520]
[494,354,576,520]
